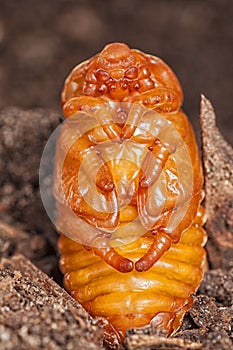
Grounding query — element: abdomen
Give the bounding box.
[58,209,207,341]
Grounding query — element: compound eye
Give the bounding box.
[95,69,111,83]
[125,66,138,80]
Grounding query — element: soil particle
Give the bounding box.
[0,107,61,235]
[0,255,104,350]
[199,268,233,306]
[201,96,233,270]
[0,107,61,277]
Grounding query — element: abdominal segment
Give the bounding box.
[58,212,207,341]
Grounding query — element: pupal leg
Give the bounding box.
[57,205,133,272]
[147,56,183,108]
[139,139,171,188]
[63,132,115,192]
[69,186,119,231]
[63,96,103,117]
[150,297,193,336]
[62,132,119,230]
[121,103,146,140]
[63,96,122,142]
[135,231,171,272]
[136,192,204,272]
[133,87,180,113]
[136,138,179,272]
[137,138,174,229]
[92,237,134,273]
[79,146,115,193]
[93,104,122,142]
[135,198,197,272]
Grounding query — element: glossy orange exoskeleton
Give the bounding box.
[54,43,207,347]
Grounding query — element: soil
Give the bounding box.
[0,255,103,350]
[0,1,233,349]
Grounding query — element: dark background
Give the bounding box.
[0,0,232,144]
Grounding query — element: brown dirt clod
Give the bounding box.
[200,95,233,270]
[0,255,104,350]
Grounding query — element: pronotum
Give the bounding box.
[54,43,207,347]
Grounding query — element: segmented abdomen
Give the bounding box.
[58,211,206,340]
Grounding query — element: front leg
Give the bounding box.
[63,96,122,142]
[133,87,180,113]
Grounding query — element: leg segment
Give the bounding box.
[63,96,102,117]
[133,87,180,113]
[79,147,115,193]
[62,131,119,231]
[121,103,145,140]
[147,55,183,107]
[139,139,171,189]
[63,96,122,142]
[150,298,194,336]
[136,138,201,271]
[137,138,174,229]
[135,231,171,272]
[136,192,204,272]
[69,188,119,230]
[63,132,115,193]
[63,96,121,142]
[94,104,122,142]
[92,237,133,272]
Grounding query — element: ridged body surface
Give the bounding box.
[59,221,206,340]
[54,43,207,345]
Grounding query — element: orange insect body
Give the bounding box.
[55,43,207,346]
